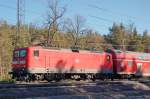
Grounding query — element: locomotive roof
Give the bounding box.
[41,46,105,54]
[15,46,107,54]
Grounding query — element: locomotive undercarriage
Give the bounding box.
[12,71,117,82]
[12,68,136,82]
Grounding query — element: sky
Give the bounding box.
[0,0,150,35]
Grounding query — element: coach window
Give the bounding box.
[128,61,133,67]
[34,50,39,57]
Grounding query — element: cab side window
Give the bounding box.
[34,50,39,57]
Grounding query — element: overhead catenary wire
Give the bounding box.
[88,4,150,24]
[89,15,114,23]
[86,4,150,34]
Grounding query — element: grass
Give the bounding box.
[0,75,15,84]
[0,79,15,84]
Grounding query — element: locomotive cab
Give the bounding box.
[12,48,28,79]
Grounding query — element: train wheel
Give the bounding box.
[127,75,132,80]
[80,74,86,81]
[25,75,30,82]
[44,74,54,82]
[74,75,81,81]
[91,74,96,81]
[54,74,64,82]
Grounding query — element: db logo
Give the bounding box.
[75,59,79,63]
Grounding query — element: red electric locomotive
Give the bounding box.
[12,46,113,81]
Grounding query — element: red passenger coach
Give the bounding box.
[106,49,150,78]
[12,46,113,81]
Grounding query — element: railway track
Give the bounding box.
[0,79,149,89]
[0,80,120,89]
[0,80,150,99]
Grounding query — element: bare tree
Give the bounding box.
[46,0,66,46]
[64,15,86,48]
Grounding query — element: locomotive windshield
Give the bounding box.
[20,50,27,57]
[14,49,27,58]
[14,51,19,57]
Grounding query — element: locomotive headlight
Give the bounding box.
[12,61,18,64]
[20,60,26,64]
